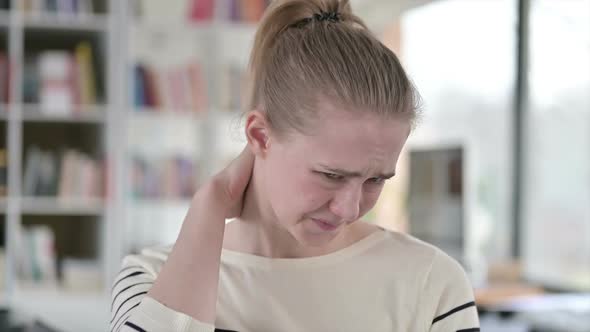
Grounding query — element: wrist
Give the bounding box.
[193,177,230,212]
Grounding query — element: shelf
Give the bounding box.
[130,197,192,208]
[21,12,108,32]
[216,21,258,33]
[212,109,243,120]
[131,20,214,33]
[13,286,108,332]
[20,196,105,216]
[21,104,107,123]
[129,108,206,121]
[131,20,258,32]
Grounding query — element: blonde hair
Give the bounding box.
[249,0,420,136]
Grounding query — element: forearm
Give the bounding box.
[147,183,227,325]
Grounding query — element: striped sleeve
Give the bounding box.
[110,252,216,332]
[420,250,480,332]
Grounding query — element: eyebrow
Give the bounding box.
[319,165,396,179]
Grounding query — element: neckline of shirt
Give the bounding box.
[220,228,391,269]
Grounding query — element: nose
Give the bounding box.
[329,185,362,223]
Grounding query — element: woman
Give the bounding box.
[110,0,480,331]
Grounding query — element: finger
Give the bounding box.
[226,146,255,199]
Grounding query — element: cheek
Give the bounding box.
[359,186,383,216]
[264,162,329,220]
[296,179,332,211]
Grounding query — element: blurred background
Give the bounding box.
[0,0,586,331]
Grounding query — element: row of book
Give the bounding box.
[223,0,271,23]
[23,41,99,115]
[218,64,249,112]
[16,0,98,16]
[131,155,198,200]
[15,224,57,284]
[132,62,207,113]
[15,224,102,290]
[23,146,104,198]
[135,0,270,23]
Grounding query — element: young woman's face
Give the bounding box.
[259,104,410,247]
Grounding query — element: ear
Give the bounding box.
[244,111,272,158]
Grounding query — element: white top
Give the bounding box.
[110,228,480,332]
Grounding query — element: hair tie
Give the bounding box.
[313,11,341,23]
[291,11,341,28]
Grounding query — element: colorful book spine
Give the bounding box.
[74,41,97,106]
[131,155,198,200]
[132,61,208,113]
[188,0,215,22]
[18,0,94,15]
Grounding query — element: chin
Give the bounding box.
[291,220,343,247]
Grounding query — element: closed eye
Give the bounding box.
[367,177,386,185]
[322,172,345,181]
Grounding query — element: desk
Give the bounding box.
[475,284,590,332]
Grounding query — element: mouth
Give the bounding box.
[311,218,340,232]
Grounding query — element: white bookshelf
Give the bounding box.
[12,287,108,332]
[21,103,107,123]
[21,13,108,32]
[0,1,123,331]
[19,196,105,216]
[119,0,256,257]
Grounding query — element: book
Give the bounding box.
[23,56,39,104]
[45,0,58,12]
[18,0,94,16]
[188,0,214,22]
[131,154,198,199]
[37,50,75,115]
[74,41,97,106]
[219,64,247,112]
[30,42,99,115]
[132,64,147,108]
[187,62,206,113]
[241,0,265,23]
[15,225,58,285]
[138,0,269,23]
[132,61,207,113]
[226,0,269,22]
[23,146,43,196]
[23,146,104,198]
[57,149,104,199]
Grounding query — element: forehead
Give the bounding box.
[288,103,409,169]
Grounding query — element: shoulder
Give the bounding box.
[382,231,480,330]
[378,229,466,275]
[422,248,480,330]
[365,229,458,289]
[377,229,441,266]
[376,230,478,323]
[379,230,473,296]
[119,244,175,277]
